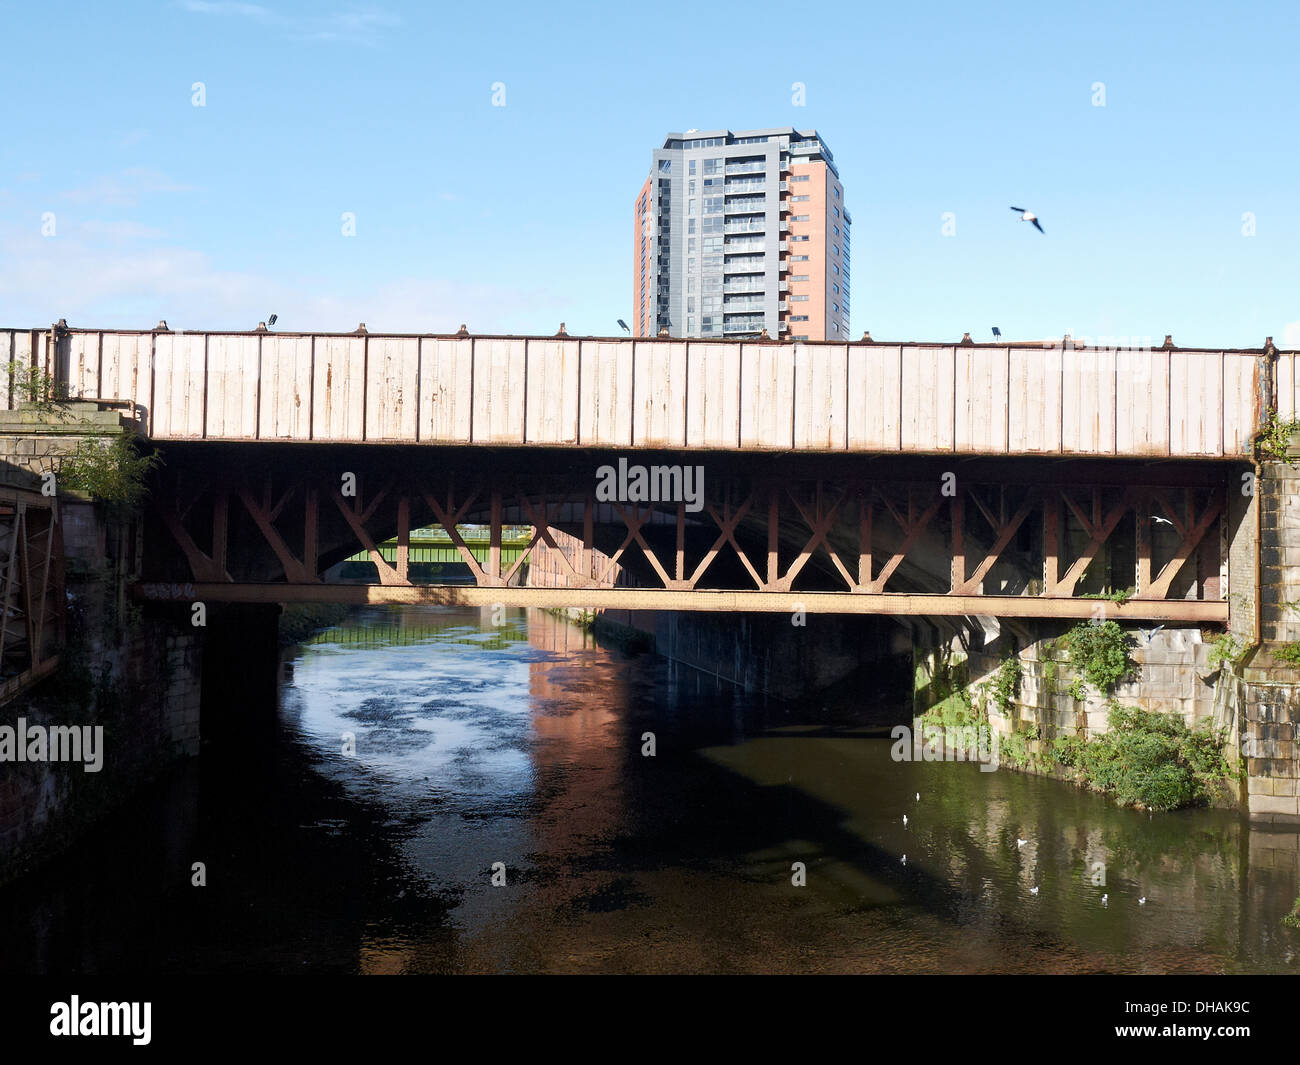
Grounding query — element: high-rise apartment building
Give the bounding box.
[633,128,850,341]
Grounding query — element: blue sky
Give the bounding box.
[1,0,1297,347]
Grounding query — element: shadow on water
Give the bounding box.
[0,604,1297,974]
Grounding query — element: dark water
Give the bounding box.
[2,605,1298,974]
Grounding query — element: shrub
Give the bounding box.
[1064,620,1137,697]
[1068,705,1230,812]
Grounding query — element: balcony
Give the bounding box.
[725,162,766,176]
[723,277,765,294]
[724,299,764,313]
[723,219,765,235]
[778,241,788,251]
[724,199,765,215]
[725,178,765,192]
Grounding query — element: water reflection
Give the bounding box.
[0,604,1296,974]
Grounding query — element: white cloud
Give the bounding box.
[62,168,196,208]
[0,230,558,335]
[178,1,399,44]
[1283,322,1300,350]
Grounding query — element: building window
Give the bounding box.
[833,225,839,236]
[832,283,839,294]
[793,214,810,221]
[688,180,696,194]
[791,274,809,281]
[688,198,696,215]
[832,244,839,255]
[790,234,809,241]
[790,295,809,301]
[833,186,840,198]
[791,254,809,261]
[659,159,671,172]
[791,174,810,182]
[832,303,839,312]
[791,195,810,201]
[832,264,839,274]
[790,315,809,322]
[832,322,839,333]
[833,206,840,217]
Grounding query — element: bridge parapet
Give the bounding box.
[0,326,1283,459]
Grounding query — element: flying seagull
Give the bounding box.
[1138,624,1165,644]
[1010,207,1044,234]
[1152,514,1174,527]
[1101,893,1109,906]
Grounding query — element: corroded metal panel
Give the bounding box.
[471,338,525,443]
[740,342,794,449]
[1062,348,1116,454]
[365,337,419,441]
[794,343,847,450]
[525,339,580,444]
[632,340,685,447]
[577,340,633,447]
[418,338,472,443]
[955,346,1009,454]
[686,341,741,449]
[848,345,901,450]
[205,334,259,439]
[259,335,313,440]
[1169,351,1223,456]
[901,345,955,452]
[312,336,365,441]
[152,333,206,438]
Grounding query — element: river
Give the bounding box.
[2,605,1297,974]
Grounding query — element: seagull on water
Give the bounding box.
[902,814,908,826]
[901,854,907,865]
[1138,897,1147,905]
[915,792,920,802]
[1029,886,1039,895]
[1101,893,1109,906]
[1016,838,1027,849]
[1010,206,1044,234]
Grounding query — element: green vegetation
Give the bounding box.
[1081,587,1135,605]
[987,654,1022,715]
[1048,705,1231,812]
[1285,896,1300,930]
[1255,407,1300,463]
[57,432,161,509]
[7,360,69,413]
[1208,632,1245,671]
[1272,642,1300,667]
[1062,620,1137,700]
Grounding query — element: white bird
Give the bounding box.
[901,854,907,865]
[1101,894,1109,906]
[1016,838,1027,849]
[1029,886,1039,895]
[1138,897,1147,905]
[1009,206,1044,234]
[902,814,908,826]
[915,792,920,802]
[1139,625,1164,644]
[1152,514,1174,526]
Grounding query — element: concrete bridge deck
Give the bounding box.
[1,325,1290,459]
